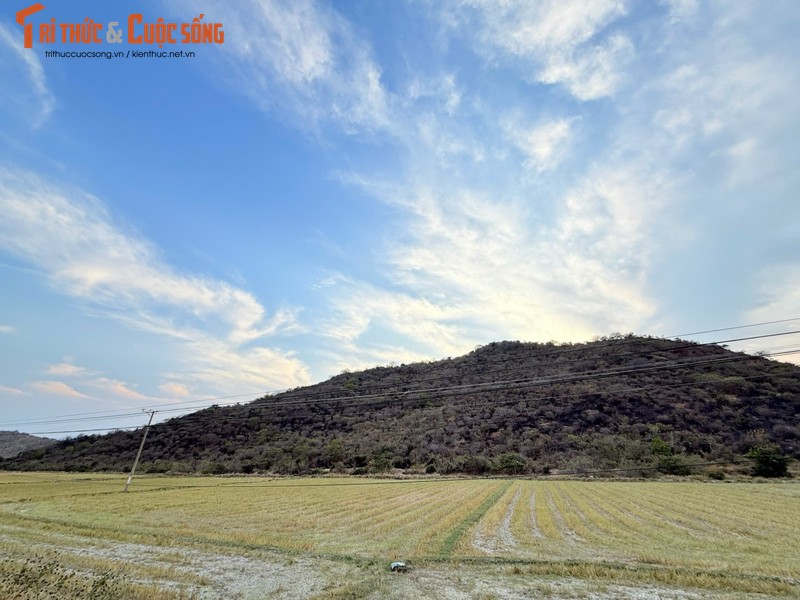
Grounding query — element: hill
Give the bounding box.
[0,431,55,459]
[2,336,798,476]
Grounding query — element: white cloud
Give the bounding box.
[538,33,633,101]
[0,384,26,396]
[405,73,462,116]
[159,382,190,398]
[0,169,293,345]
[641,10,794,173]
[454,0,632,100]
[168,338,311,393]
[326,165,660,372]
[241,0,334,85]
[508,118,574,173]
[0,23,55,127]
[412,112,489,166]
[662,0,699,23]
[0,324,15,334]
[311,272,350,290]
[31,380,92,399]
[319,0,797,374]
[321,281,471,354]
[46,361,90,377]
[169,0,390,133]
[0,167,311,395]
[318,338,438,376]
[86,378,153,401]
[316,279,471,373]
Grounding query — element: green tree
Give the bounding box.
[747,443,791,478]
[650,436,672,457]
[656,454,691,476]
[324,439,344,466]
[651,437,691,475]
[495,452,527,475]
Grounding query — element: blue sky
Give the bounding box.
[1,0,798,434]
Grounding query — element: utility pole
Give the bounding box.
[124,409,156,492]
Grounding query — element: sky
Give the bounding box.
[0,0,799,436]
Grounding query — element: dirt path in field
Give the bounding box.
[84,543,338,599]
[528,488,544,538]
[0,519,335,599]
[376,567,745,600]
[471,487,520,554]
[544,488,584,545]
[0,520,782,599]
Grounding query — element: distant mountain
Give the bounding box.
[0,431,56,459]
[3,336,798,476]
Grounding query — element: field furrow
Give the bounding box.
[527,488,544,539]
[2,473,799,588]
[471,484,520,555]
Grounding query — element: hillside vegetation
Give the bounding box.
[0,431,54,459]
[2,336,798,476]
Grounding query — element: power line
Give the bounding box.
[17,338,800,435]
[161,341,798,413]
[670,317,800,338]
[20,343,799,436]
[0,391,269,428]
[4,324,799,434]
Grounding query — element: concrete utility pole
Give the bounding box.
[124,409,156,492]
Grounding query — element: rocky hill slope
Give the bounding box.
[0,431,55,459]
[3,336,798,475]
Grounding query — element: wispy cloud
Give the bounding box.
[165,338,311,394]
[0,384,26,396]
[311,272,350,290]
[159,382,190,398]
[0,23,55,127]
[31,380,92,399]
[0,167,311,394]
[663,0,699,24]
[329,168,658,368]
[168,0,390,133]
[85,378,154,401]
[507,118,574,174]
[152,0,798,378]
[310,0,800,373]
[0,324,15,334]
[46,361,90,377]
[449,0,632,100]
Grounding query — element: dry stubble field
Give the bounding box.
[0,472,798,599]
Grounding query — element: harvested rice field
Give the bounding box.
[1,473,798,598]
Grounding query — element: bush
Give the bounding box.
[393,457,412,469]
[656,455,691,476]
[495,452,528,475]
[448,455,492,475]
[201,460,228,475]
[747,443,791,478]
[144,460,172,473]
[369,457,392,473]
